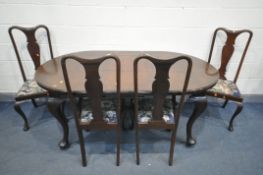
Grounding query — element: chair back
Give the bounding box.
[134,55,192,126]
[8,25,54,81]
[207,27,253,82]
[61,55,121,126]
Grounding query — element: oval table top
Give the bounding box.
[35,51,219,95]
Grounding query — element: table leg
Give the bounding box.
[48,98,70,149]
[186,96,207,146]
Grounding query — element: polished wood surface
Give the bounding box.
[207,28,252,83]
[35,51,219,94]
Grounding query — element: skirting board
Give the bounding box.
[0,93,263,103]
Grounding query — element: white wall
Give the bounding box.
[0,0,262,94]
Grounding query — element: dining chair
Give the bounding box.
[134,55,192,166]
[61,55,121,166]
[8,25,54,131]
[206,27,253,131]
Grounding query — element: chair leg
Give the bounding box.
[168,129,176,166]
[222,99,229,108]
[135,124,140,165]
[31,99,38,108]
[228,102,243,132]
[14,102,30,131]
[77,129,87,166]
[116,127,121,166]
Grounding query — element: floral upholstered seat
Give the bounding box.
[81,110,117,124]
[80,99,118,124]
[138,110,175,124]
[137,98,175,124]
[207,79,241,97]
[16,80,47,100]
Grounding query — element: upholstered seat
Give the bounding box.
[81,110,117,124]
[207,79,241,97]
[138,110,175,124]
[16,80,47,101]
[81,99,117,124]
[137,98,175,124]
[81,111,117,124]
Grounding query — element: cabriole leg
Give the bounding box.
[228,101,243,132]
[186,96,207,146]
[47,98,69,149]
[14,101,30,131]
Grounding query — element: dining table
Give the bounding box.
[35,50,219,149]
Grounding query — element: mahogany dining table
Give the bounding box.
[35,50,219,149]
